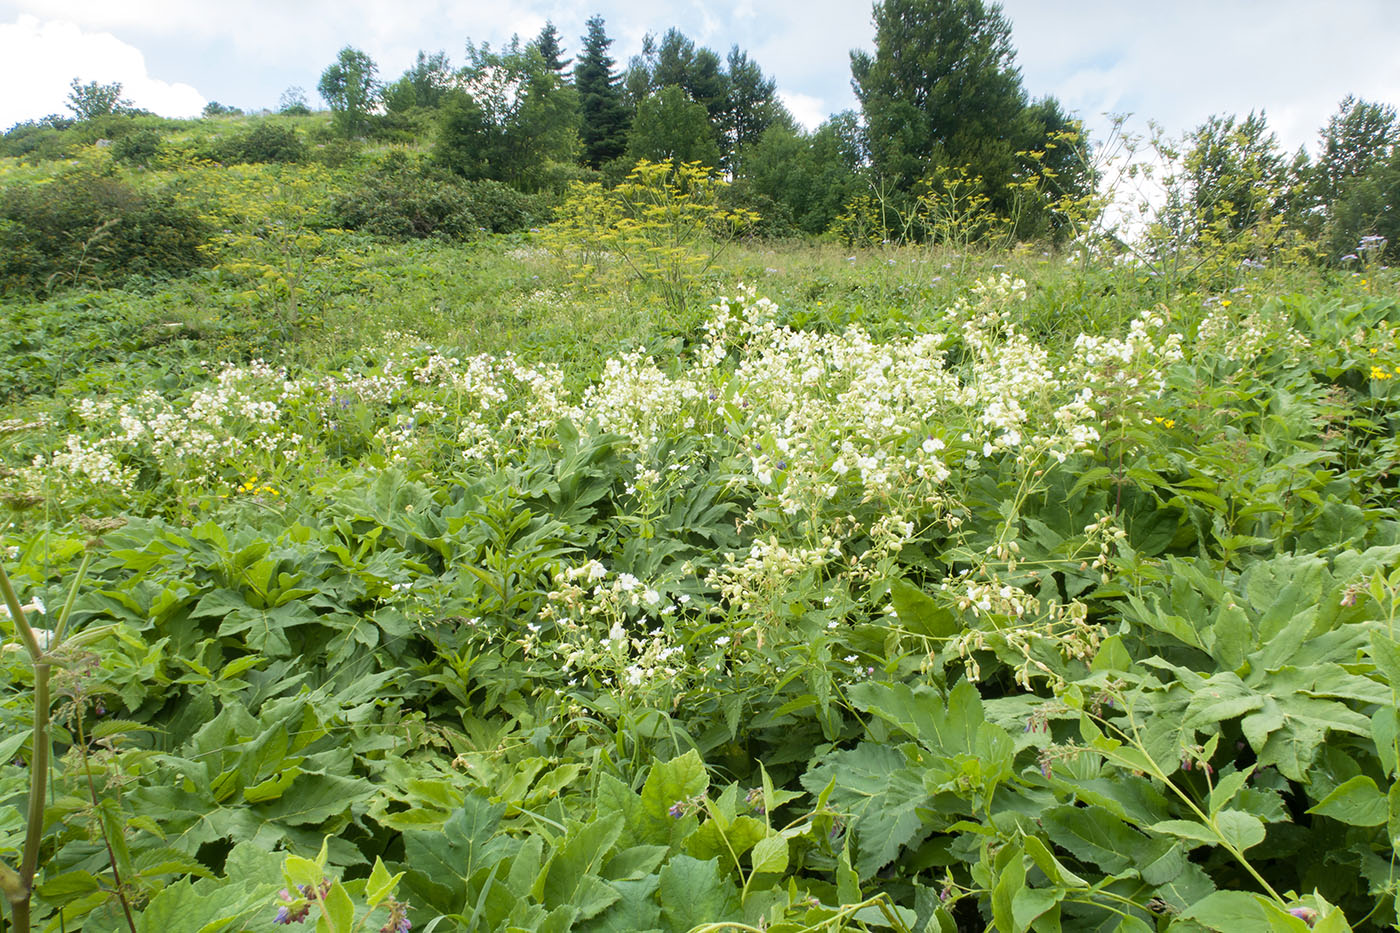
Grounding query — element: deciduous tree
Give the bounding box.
[318,47,379,137]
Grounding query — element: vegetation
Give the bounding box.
[1,3,1400,932]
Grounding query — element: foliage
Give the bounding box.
[381,50,454,114]
[435,41,579,191]
[530,21,571,77]
[1313,95,1400,216]
[201,101,242,118]
[629,86,722,168]
[216,122,308,164]
[332,158,475,240]
[318,47,380,138]
[5,63,1400,933]
[0,167,208,295]
[574,16,631,169]
[110,130,162,167]
[850,0,1091,234]
[278,87,312,116]
[66,80,134,122]
[541,160,756,310]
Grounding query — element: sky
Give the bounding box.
[2,1,1399,159]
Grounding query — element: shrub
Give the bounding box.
[111,128,162,166]
[0,119,74,161]
[331,156,480,240]
[218,122,308,164]
[460,179,550,233]
[0,169,209,294]
[331,158,549,240]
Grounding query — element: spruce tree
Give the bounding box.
[575,15,630,168]
[532,21,571,78]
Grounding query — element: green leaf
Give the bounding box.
[1180,890,1275,930]
[1214,809,1266,851]
[283,854,322,890]
[1307,775,1388,826]
[318,881,351,932]
[1042,805,1147,875]
[992,846,1026,933]
[640,750,708,845]
[687,814,766,866]
[1023,835,1086,888]
[588,876,663,933]
[657,856,739,933]
[889,579,958,637]
[1207,769,1253,815]
[801,743,928,879]
[750,834,788,875]
[365,857,400,909]
[540,814,624,912]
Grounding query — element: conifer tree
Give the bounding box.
[575,15,630,168]
[532,21,571,78]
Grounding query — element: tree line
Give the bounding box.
[3,0,1398,264]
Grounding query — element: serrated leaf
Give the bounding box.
[751,834,788,875]
[640,750,708,845]
[1042,805,1147,874]
[800,743,927,879]
[657,856,739,933]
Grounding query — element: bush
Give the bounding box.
[461,179,550,233]
[330,157,550,240]
[218,122,307,164]
[0,169,209,294]
[111,129,163,166]
[330,155,481,240]
[0,118,74,161]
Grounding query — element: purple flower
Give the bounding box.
[668,801,686,819]
[1288,907,1317,927]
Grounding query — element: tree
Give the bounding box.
[1313,95,1399,216]
[66,79,132,121]
[383,50,454,113]
[1184,111,1289,237]
[436,40,579,190]
[744,112,868,235]
[629,86,721,168]
[531,22,571,78]
[202,101,242,118]
[318,47,379,137]
[278,87,311,115]
[1326,147,1400,264]
[721,46,790,174]
[574,16,630,168]
[850,0,1027,203]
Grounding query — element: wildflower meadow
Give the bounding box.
[2,93,1400,933]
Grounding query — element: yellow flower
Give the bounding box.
[1371,366,1393,381]
[1220,299,1232,308]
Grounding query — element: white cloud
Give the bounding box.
[778,91,825,132]
[1000,0,1400,156]
[0,15,204,127]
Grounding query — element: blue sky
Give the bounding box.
[3,1,1399,157]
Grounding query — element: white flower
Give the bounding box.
[642,589,661,607]
[715,635,731,646]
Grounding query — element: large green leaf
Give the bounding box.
[801,743,928,879]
